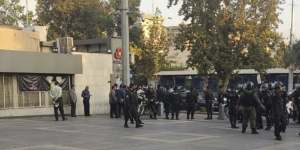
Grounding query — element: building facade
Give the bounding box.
[0,26,112,117]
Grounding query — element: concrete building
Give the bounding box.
[0,25,113,117]
[140,15,189,68]
[166,26,189,68]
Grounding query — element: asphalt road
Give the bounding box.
[0,114,299,150]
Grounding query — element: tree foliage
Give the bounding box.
[133,10,170,80]
[285,40,300,67]
[36,0,114,40]
[169,0,284,91]
[0,0,33,26]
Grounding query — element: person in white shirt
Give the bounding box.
[49,81,66,121]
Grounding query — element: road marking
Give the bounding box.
[254,142,300,150]
[35,127,81,133]
[123,132,220,143]
[3,145,88,150]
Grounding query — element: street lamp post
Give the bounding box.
[121,0,130,86]
[288,0,294,92]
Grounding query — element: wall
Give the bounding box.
[0,50,82,74]
[0,25,40,52]
[0,53,112,117]
[73,52,112,115]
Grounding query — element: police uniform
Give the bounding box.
[204,90,213,120]
[171,89,181,120]
[291,88,300,124]
[271,85,287,140]
[146,88,157,119]
[186,88,198,120]
[164,88,173,119]
[260,87,273,130]
[240,83,262,134]
[226,90,239,128]
[124,87,143,128]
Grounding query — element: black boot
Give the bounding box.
[275,136,282,141]
[124,124,129,128]
[136,124,143,128]
[251,128,259,134]
[242,127,246,133]
[265,126,271,131]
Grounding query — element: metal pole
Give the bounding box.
[121,0,130,85]
[288,0,294,92]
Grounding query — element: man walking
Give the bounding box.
[69,85,77,117]
[123,84,143,128]
[227,89,239,128]
[81,86,91,116]
[49,81,66,121]
[260,84,273,130]
[240,82,264,134]
[271,83,287,141]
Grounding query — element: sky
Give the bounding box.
[20,0,300,40]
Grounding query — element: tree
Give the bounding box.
[134,9,170,80]
[109,0,141,27]
[0,0,33,27]
[285,40,300,67]
[168,0,284,91]
[36,0,114,40]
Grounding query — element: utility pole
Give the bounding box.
[121,0,130,85]
[288,0,294,92]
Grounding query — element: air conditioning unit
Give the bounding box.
[56,37,73,54]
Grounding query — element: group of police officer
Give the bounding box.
[223,82,300,140]
[110,82,300,140]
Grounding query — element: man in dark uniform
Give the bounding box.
[81,86,91,116]
[109,84,118,118]
[240,82,264,134]
[164,88,173,119]
[271,83,287,140]
[204,88,214,120]
[146,86,157,119]
[186,88,198,120]
[157,85,167,117]
[291,85,300,124]
[116,85,126,118]
[226,88,239,128]
[171,87,181,120]
[260,83,273,130]
[124,84,143,128]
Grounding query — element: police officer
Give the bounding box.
[240,82,264,134]
[186,88,198,120]
[226,88,239,128]
[171,87,181,120]
[260,83,273,130]
[109,84,118,118]
[204,88,213,120]
[146,86,157,119]
[164,87,173,119]
[116,85,126,118]
[271,83,287,140]
[124,84,143,128]
[291,85,300,124]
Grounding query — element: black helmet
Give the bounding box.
[274,82,281,90]
[245,81,254,90]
